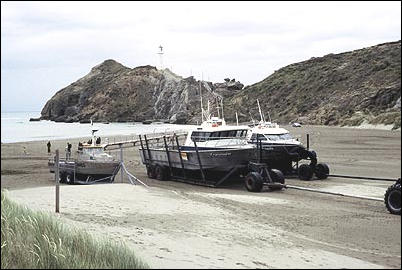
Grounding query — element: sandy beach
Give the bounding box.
[1,125,401,268]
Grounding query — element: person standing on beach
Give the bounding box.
[47,141,51,155]
[66,142,72,159]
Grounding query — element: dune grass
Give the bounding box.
[1,190,149,269]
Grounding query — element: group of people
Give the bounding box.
[46,141,72,159]
[46,137,103,157]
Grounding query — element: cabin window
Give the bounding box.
[257,134,267,141]
[191,131,211,142]
[210,132,220,140]
[264,133,293,141]
[237,130,247,137]
[220,131,229,138]
[228,130,237,137]
[192,129,248,141]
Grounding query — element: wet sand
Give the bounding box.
[1,125,401,268]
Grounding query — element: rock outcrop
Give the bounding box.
[40,60,243,124]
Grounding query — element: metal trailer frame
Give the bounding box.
[139,134,286,191]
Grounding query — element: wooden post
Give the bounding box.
[55,149,60,213]
[120,144,124,183]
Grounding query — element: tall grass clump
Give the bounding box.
[1,190,149,269]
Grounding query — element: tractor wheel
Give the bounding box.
[155,165,169,181]
[245,172,264,192]
[146,165,156,179]
[384,182,401,215]
[65,172,75,185]
[315,163,330,179]
[298,164,313,180]
[269,169,285,190]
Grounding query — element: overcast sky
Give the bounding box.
[1,1,401,112]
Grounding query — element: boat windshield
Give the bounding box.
[264,133,293,141]
[191,130,248,142]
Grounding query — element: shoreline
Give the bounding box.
[2,123,400,145]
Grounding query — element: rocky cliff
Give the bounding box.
[40,60,243,123]
[224,41,401,129]
[41,40,401,129]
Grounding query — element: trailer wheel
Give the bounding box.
[59,172,66,183]
[298,164,313,180]
[155,165,168,181]
[315,163,329,179]
[384,182,401,215]
[146,165,156,179]
[269,169,285,190]
[65,173,75,185]
[245,172,264,192]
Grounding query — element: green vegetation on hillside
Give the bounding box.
[1,190,149,269]
[224,41,401,129]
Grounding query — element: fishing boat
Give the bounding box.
[49,129,120,184]
[140,98,255,173]
[248,99,329,180]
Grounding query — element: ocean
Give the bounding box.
[1,111,195,143]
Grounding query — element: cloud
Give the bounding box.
[1,1,401,111]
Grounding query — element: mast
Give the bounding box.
[235,111,239,126]
[216,98,220,118]
[207,100,210,120]
[200,79,204,122]
[257,99,265,123]
[220,98,224,120]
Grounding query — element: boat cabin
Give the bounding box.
[248,121,300,145]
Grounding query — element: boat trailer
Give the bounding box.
[139,134,286,192]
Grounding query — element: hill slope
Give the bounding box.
[224,41,401,129]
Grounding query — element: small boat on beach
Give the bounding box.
[49,129,120,184]
[248,99,329,180]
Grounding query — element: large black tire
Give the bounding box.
[154,165,169,181]
[146,165,156,179]
[384,182,401,215]
[269,169,285,190]
[245,172,264,192]
[315,163,330,180]
[298,164,314,180]
[59,172,66,183]
[65,172,75,185]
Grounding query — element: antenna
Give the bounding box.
[236,111,239,126]
[157,45,164,70]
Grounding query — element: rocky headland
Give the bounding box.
[40,40,401,129]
